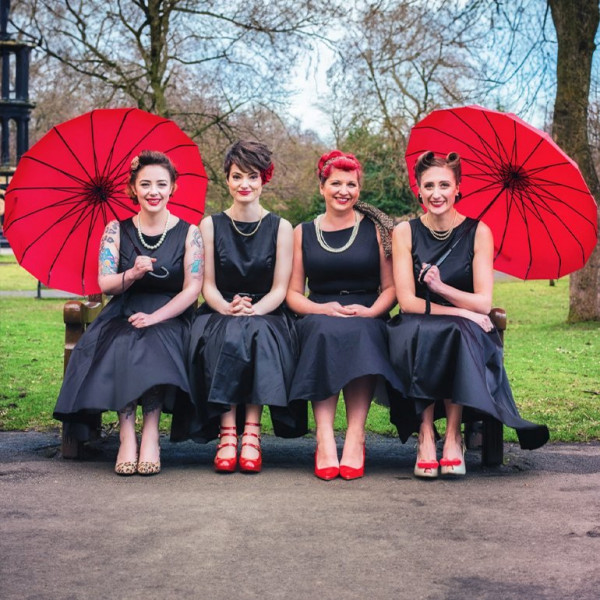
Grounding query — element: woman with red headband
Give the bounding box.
[286,150,400,480]
[389,151,548,479]
[183,140,306,473]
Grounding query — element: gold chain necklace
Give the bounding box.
[315,210,360,253]
[137,210,170,250]
[424,210,458,241]
[228,210,264,237]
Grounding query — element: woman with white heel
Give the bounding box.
[389,151,549,478]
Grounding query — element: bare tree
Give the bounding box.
[323,0,485,214]
[11,0,336,128]
[549,0,600,322]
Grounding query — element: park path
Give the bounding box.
[1,431,599,600]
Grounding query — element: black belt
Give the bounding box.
[338,289,377,296]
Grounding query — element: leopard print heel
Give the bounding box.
[115,459,138,476]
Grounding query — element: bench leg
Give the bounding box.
[481,418,504,466]
[60,414,103,459]
[61,426,84,459]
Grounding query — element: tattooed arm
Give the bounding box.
[128,224,204,328]
[98,220,157,295]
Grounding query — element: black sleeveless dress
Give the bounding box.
[183,212,307,442]
[387,217,549,450]
[289,217,402,403]
[54,218,195,441]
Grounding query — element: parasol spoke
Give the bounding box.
[525,181,598,231]
[4,191,102,231]
[104,120,174,181]
[18,155,92,187]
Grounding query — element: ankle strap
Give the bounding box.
[244,422,260,427]
[242,431,260,439]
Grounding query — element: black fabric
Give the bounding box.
[387,217,549,450]
[411,217,476,306]
[54,218,194,441]
[289,217,403,403]
[302,217,381,303]
[180,212,307,442]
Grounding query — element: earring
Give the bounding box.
[418,193,423,201]
[455,192,462,202]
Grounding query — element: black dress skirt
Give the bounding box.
[181,212,307,442]
[289,217,402,404]
[54,218,195,441]
[387,217,549,450]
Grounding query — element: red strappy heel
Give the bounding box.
[214,426,238,473]
[239,422,262,473]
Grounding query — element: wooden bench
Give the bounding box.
[466,307,506,467]
[61,300,507,466]
[61,294,104,458]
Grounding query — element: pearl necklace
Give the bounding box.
[137,210,170,250]
[228,210,264,237]
[424,210,458,241]
[315,210,360,253]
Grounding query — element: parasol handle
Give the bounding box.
[148,266,170,279]
[104,206,171,280]
[419,185,507,283]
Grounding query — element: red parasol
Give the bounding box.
[405,105,598,279]
[4,107,208,295]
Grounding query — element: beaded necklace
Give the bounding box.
[315,210,360,253]
[424,210,458,241]
[137,210,170,250]
[227,210,264,237]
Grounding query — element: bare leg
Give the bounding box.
[417,402,437,472]
[240,404,263,462]
[313,395,339,469]
[139,406,161,465]
[442,399,463,462]
[116,404,138,465]
[340,375,375,468]
[215,406,237,461]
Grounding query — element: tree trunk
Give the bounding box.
[549,0,600,321]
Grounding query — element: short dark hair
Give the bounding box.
[127,150,178,204]
[414,151,461,186]
[223,140,273,182]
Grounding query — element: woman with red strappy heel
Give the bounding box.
[183,140,307,473]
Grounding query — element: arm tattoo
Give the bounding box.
[99,246,118,275]
[190,227,204,276]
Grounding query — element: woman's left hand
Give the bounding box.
[343,304,373,318]
[128,312,158,328]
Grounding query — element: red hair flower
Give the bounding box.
[261,163,274,184]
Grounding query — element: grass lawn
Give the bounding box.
[0,277,598,441]
[0,253,40,291]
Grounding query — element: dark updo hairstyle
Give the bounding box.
[414,151,462,187]
[127,150,178,204]
[317,150,363,185]
[223,140,274,184]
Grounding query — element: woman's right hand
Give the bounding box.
[460,309,494,332]
[227,294,255,316]
[130,255,157,280]
[319,302,357,317]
